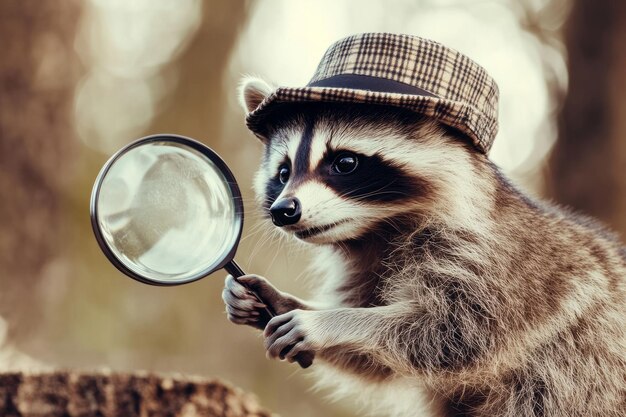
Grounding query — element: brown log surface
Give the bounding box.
[0,371,272,417]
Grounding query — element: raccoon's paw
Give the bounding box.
[236,274,305,315]
[263,309,319,363]
[222,275,269,330]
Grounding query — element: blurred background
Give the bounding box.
[0,0,624,416]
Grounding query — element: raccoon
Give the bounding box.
[222,77,626,417]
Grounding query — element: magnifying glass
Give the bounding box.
[90,134,313,368]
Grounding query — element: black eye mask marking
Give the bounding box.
[259,102,433,208]
[263,145,289,209]
[320,152,428,203]
[264,176,284,210]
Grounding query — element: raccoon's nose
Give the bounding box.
[269,197,301,227]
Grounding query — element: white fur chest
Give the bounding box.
[310,361,438,417]
[308,246,353,308]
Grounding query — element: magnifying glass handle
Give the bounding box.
[224,260,315,369]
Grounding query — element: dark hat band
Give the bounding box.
[308,74,438,98]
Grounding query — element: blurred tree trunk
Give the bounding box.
[0,371,271,417]
[548,0,626,236]
[146,0,250,153]
[0,1,82,338]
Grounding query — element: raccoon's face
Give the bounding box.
[240,77,475,244]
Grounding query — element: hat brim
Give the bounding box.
[245,86,495,154]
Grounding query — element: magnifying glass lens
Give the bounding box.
[95,141,239,283]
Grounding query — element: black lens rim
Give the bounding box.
[89,134,244,286]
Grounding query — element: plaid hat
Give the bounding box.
[245,33,499,154]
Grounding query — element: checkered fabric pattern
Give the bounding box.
[246,33,499,154]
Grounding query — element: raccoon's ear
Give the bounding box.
[238,76,274,114]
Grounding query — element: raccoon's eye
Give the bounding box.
[332,153,359,174]
[278,165,290,184]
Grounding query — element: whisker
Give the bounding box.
[248,225,274,265]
